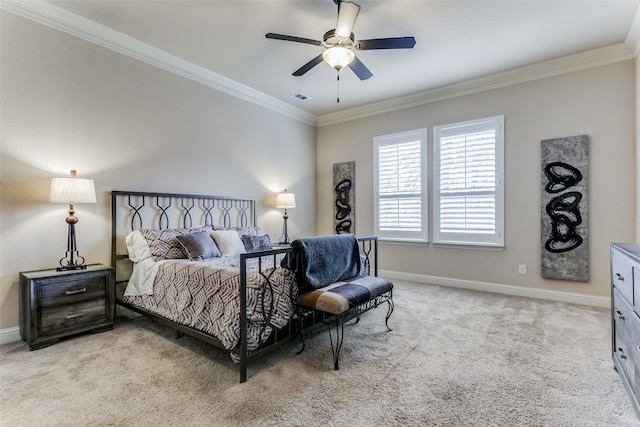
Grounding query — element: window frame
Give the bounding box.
[373,128,428,244]
[432,116,505,249]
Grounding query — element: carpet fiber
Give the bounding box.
[1,280,637,426]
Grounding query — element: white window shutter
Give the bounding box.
[434,116,504,247]
[374,130,428,242]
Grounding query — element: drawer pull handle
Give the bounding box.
[65,288,87,296]
[616,273,625,281]
[65,313,85,320]
[617,310,625,320]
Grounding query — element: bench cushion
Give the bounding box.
[297,275,393,315]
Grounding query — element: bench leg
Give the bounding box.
[385,297,394,331]
[296,317,307,355]
[328,322,344,370]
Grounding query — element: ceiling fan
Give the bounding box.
[265,0,416,81]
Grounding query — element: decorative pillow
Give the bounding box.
[241,234,272,253]
[210,230,247,257]
[140,227,208,261]
[176,231,221,261]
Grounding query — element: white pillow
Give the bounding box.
[210,230,247,257]
[125,230,152,262]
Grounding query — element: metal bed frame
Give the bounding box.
[111,190,299,383]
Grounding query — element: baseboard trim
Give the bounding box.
[381,269,610,308]
[0,326,21,345]
[0,273,610,344]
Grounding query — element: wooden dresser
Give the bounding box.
[19,264,115,350]
[611,243,640,416]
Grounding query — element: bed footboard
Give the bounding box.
[237,246,295,382]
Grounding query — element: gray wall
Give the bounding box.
[317,60,636,301]
[0,13,317,330]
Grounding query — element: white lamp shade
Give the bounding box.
[50,177,96,204]
[275,191,296,209]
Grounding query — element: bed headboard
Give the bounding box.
[111,190,257,294]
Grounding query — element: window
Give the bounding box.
[373,129,428,243]
[433,116,504,248]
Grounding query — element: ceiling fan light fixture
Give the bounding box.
[322,46,355,70]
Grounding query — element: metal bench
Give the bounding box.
[294,236,394,370]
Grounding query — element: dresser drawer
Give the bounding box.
[39,275,106,308]
[614,288,640,389]
[614,288,640,342]
[40,299,107,334]
[612,248,635,304]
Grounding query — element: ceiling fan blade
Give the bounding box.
[292,54,324,76]
[356,37,416,50]
[335,1,360,38]
[265,33,322,46]
[348,56,372,80]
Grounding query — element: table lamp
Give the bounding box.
[49,170,96,271]
[275,189,296,245]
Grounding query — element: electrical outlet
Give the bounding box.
[518,264,527,275]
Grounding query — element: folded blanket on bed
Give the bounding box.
[289,234,361,293]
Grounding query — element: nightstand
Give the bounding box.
[19,264,115,350]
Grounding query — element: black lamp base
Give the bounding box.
[58,213,87,271]
[279,212,291,245]
[56,263,87,272]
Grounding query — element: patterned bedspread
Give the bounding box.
[121,255,296,354]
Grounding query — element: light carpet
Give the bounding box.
[1,280,637,426]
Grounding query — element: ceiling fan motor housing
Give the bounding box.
[323,29,355,48]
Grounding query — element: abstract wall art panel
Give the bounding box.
[541,135,589,282]
[333,162,355,234]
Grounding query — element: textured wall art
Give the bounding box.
[333,162,355,234]
[540,135,589,282]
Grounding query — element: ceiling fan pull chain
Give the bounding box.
[336,70,340,103]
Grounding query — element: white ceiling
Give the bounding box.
[42,1,640,118]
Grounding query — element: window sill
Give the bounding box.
[379,238,429,247]
[433,242,504,251]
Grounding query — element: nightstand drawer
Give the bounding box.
[41,299,107,334]
[612,248,635,304]
[39,275,106,308]
[19,264,115,350]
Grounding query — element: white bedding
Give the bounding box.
[123,230,163,296]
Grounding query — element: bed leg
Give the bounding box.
[240,362,247,383]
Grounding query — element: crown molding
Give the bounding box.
[626,4,640,56]
[0,0,318,127]
[317,43,635,127]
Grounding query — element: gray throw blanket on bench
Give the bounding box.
[288,234,361,293]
